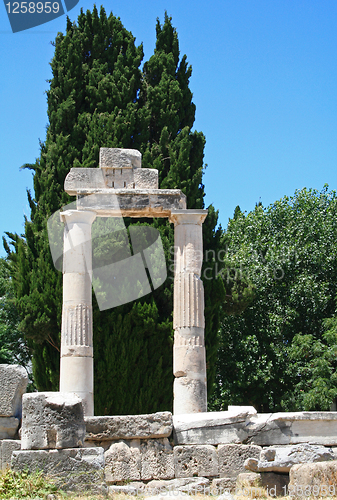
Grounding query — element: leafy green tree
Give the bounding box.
[6,8,225,414]
[210,186,337,412]
[284,309,337,411]
[0,257,30,371]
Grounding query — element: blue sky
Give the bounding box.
[1,0,336,258]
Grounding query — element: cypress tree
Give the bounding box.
[6,7,225,414]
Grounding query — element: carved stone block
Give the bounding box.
[21,392,85,450]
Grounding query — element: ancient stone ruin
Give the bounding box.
[2,149,337,495]
[57,148,208,416]
[2,368,337,496]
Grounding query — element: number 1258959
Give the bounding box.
[6,2,60,13]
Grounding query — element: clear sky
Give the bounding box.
[1,0,336,258]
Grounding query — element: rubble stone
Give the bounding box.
[212,477,237,493]
[236,472,262,488]
[144,477,210,495]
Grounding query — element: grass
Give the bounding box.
[0,468,60,499]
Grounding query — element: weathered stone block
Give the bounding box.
[104,440,141,483]
[144,477,210,495]
[64,168,106,195]
[1,439,21,469]
[0,364,28,418]
[289,461,337,497]
[218,443,261,478]
[174,445,218,478]
[237,472,289,497]
[212,477,237,494]
[100,147,141,169]
[245,443,334,473]
[236,472,262,488]
[174,410,337,447]
[173,407,257,445]
[141,438,174,480]
[76,190,187,217]
[247,412,337,446]
[21,392,85,450]
[0,416,19,439]
[134,168,158,189]
[11,447,105,493]
[65,165,159,193]
[145,477,211,495]
[85,411,172,441]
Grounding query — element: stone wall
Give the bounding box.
[81,408,337,495]
[2,366,337,496]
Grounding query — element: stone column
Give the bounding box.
[169,209,208,414]
[59,209,96,416]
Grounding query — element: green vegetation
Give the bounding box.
[211,186,337,412]
[0,258,30,371]
[0,469,58,499]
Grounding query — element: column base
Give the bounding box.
[173,376,207,415]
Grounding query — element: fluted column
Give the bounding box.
[169,209,208,414]
[59,209,96,416]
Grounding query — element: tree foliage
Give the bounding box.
[5,8,224,414]
[0,258,30,371]
[210,186,337,412]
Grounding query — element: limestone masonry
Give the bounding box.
[1,371,337,495]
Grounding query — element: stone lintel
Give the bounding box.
[173,410,337,446]
[85,412,173,441]
[169,209,208,226]
[173,408,257,445]
[75,189,186,217]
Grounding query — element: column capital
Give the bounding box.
[60,209,96,225]
[169,209,208,226]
